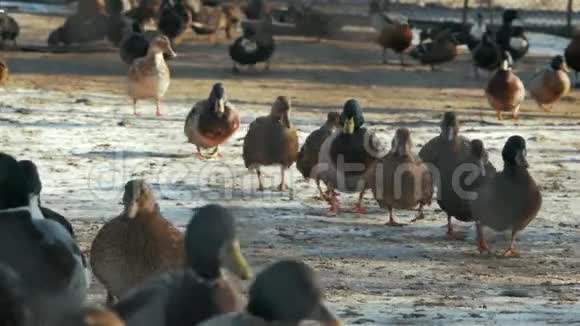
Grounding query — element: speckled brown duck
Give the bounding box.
[472,135,542,257]
[318,99,386,215]
[243,96,299,192]
[369,2,412,65]
[184,83,240,159]
[90,179,185,305]
[485,53,525,120]
[191,3,242,43]
[296,112,340,199]
[528,55,571,112]
[370,128,433,226]
[199,260,340,326]
[113,204,252,326]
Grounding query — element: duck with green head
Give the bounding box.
[114,204,252,326]
[318,99,386,215]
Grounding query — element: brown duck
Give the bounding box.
[243,96,299,191]
[485,53,525,120]
[370,128,433,226]
[184,83,240,159]
[296,112,341,199]
[472,135,542,257]
[191,3,242,43]
[528,55,571,112]
[90,180,185,305]
[369,2,412,65]
[409,30,458,70]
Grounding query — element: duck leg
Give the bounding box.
[399,53,406,66]
[232,62,240,74]
[327,189,340,215]
[496,110,503,121]
[382,47,388,64]
[501,229,520,257]
[256,168,265,191]
[384,207,403,226]
[351,190,367,214]
[277,166,287,191]
[133,99,138,116]
[155,99,161,117]
[445,214,455,240]
[316,179,326,200]
[264,60,271,71]
[476,222,491,254]
[411,203,425,222]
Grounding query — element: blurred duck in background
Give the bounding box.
[496,9,528,63]
[528,55,571,112]
[369,0,412,65]
[0,9,19,49]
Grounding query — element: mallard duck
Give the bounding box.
[229,16,275,73]
[48,14,109,46]
[0,10,19,49]
[0,153,89,325]
[113,204,252,326]
[472,136,541,257]
[158,0,193,43]
[528,55,571,112]
[318,99,386,214]
[471,30,502,78]
[0,58,8,86]
[370,128,433,226]
[485,53,525,120]
[184,83,240,158]
[466,12,486,51]
[496,9,528,62]
[243,96,299,192]
[288,1,342,42]
[418,112,473,237]
[128,35,176,116]
[126,0,163,26]
[191,3,242,42]
[297,112,341,199]
[409,30,458,70]
[58,307,125,326]
[199,260,341,326]
[565,29,580,86]
[90,179,185,305]
[369,3,412,65]
[0,263,30,326]
[18,160,75,237]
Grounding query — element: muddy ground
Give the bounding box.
[1,13,580,325]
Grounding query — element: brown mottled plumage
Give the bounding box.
[90,180,185,305]
[0,58,8,86]
[243,96,299,191]
[370,128,433,226]
[369,3,412,66]
[128,35,176,116]
[472,136,542,257]
[528,55,570,112]
[409,30,458,70]
[191,3,242,42]
[296,112,340,198]
[485,57,525,120]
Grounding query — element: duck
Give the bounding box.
[107,0,144,47]
[243,96,299,192]
[0,9,19,49]
[113,204,252,326]
[0,263,30,326]
[371,9,413,65]
[0,58,8,86]
[564,28,580,86]
[184,82,240,158]
[472,135,542,257]
[243,0,270,20]
[158,0,193,44]
[90,179,185,305]
[58,307,125,326]
[198,260,341,326]
[528,55,571,112]
[466,11,486,51]
[409,29,458,70]
[317,99,386,214]
[485,53,525,120]
[288,1,342,42]
[125,0,163,26]
[128,35,176,116]
[370,128,433,226]
[496,9,528,62]
[17,160,75,237]
[471,30,502,78]
[418,112,476,238]
[47,13,109,47]
[191,3,242,43]
[296,112,341,199]
[0,152,89,326]
[229,15,275,73]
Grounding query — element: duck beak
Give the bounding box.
[563,63,570,73]
[215,98,225,115]
[310,303,341,326]
[127,200,138,218]
[343,117,355,134]
[222,240,253,280]
[515,149,529,168]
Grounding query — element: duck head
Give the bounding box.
[0,153,30,210]
[122,180,157,219]
[390,128,412,156]
[18,160,42,197]
[208,83,227,116]
[271,96,292,127]
[247,260,341,326]
[470,139,488,176]
[550,55,569,72]
[502,135,528,169]
[185,204,252,281]
[325,112,341,128]
[440,112,459,142]
[340,99,364,135]
[148,36,177,59]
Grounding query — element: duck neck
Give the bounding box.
[189,251,222,282]
[503,163,528,178]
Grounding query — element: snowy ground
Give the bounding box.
[1,87,579,325]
